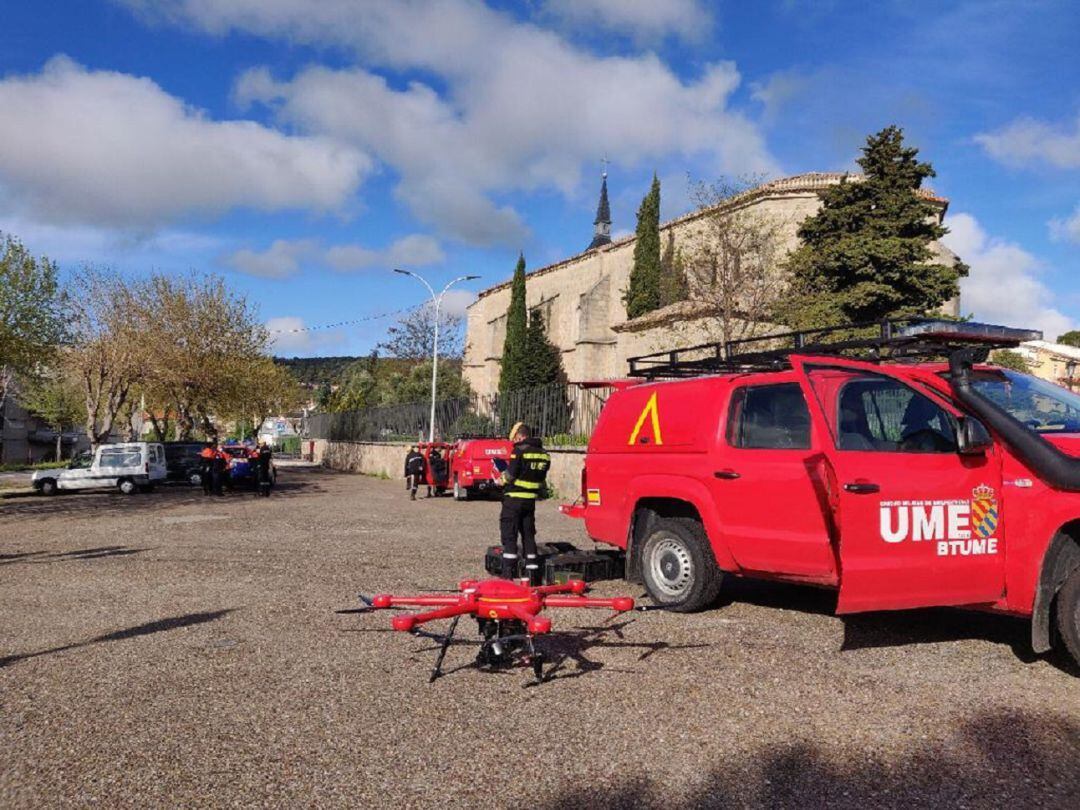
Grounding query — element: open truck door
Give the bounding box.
[791,355,1006,613]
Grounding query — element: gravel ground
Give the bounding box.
[2,466,1077,808]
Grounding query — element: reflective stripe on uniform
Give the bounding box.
[524,564,539,570]
[521,453,550,461]
[513,479,542,489]
[502,553,518,559]
[506,491,538,499]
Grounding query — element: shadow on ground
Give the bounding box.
[0,609,234,668]
[710,575,1076,673]
[0,472,325,520]
[542,709,1080,808]
[0,545,148,566]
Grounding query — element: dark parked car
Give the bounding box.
[164,442,206,485]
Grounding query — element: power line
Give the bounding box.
[266,302,425,335]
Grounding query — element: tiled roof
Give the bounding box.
[474,172,951,301]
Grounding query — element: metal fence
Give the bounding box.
[304,382,613,445]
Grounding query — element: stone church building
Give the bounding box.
[463,172,960,397]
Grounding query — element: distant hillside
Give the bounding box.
[274,355,452,387]
[274,356,362,387]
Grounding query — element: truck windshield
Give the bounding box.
[968,370,1080,434]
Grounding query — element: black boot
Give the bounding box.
[500,554,518,580]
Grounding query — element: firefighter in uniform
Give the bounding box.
[404,446,426,500]
[499,423,550,584]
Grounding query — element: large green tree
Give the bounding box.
[782,126,967,329]
[20,371,83,461]
[1057,330,1080,348]
[0,234,66,453]
[522,309,567,387]
[624,173,662,318]
[498,253,528,394]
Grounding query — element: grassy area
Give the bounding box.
[0,460,68,473]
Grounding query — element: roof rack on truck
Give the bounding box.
[625,318,1042,379]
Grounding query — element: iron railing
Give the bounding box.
[303,382,613,445]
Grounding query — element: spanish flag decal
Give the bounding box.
[628,391,663,446]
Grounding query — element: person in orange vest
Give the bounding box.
[198,442,216,495]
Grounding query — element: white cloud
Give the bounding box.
[122,0,777,245]
[0,214,224,266]
[225,239,319,279]
[0,56,370,230]
[266,316,346,354]
[1049,206,1080,245]
[975,114,1080,169]
[440,288,477,319]
[541,0,712,42]
[945,212,1076,339]
[225,234,444,278]
[326,234,445,272]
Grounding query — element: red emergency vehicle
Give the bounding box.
[448,437,514,500]
[417,441,453,494]
[562,319,1080,669]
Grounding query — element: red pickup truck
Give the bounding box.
[449,437,514,500]
[563,320,1080,669]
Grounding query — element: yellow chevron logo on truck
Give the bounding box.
[628,391,663,446]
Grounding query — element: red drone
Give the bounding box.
[343,577,635,683]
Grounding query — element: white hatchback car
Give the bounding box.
[32,442,167,496]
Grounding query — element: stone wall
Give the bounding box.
[318,440,585,501]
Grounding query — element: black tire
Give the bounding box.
[1055,566,1080,669]
[39,478,58,496]
[118,478,137,495]
[189,472,202,487]
[639,516,723,612]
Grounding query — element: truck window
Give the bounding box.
[837,378,956,453]
[727,383,811,449]
[967,369,1080,434]
[99,448,141,468]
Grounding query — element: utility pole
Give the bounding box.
[393,269,480,442]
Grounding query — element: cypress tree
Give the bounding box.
[783,126,967,328]
[624,173,662,318]
[658,229,688,307]
[523,309,567,387]
[498,252,528,395]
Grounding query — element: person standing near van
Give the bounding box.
[255,442,273,497]
[211,443,229,496]
[404,446,425,501]
[499,423,551,584]
[199,442,215,495]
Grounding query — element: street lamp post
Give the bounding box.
[394,269,480,442]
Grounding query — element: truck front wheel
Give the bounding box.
[640,517,723,612]
[1055,567,1080,668]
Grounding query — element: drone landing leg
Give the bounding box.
[528,637,546,684]
[429,615,460,683]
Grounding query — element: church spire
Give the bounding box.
[588,164,612,250]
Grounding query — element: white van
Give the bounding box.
[32,442,167,496]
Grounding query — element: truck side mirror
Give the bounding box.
[957,416,992,456]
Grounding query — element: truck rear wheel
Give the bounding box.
[639,516,723,612]
[1055,567,1080,668]
[118,478,137,495]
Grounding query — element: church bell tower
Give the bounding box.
[587,167,612,250]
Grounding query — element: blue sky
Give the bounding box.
[2,0,1078,355]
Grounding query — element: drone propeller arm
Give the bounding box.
[541,595,635,612]
[391,602,475,632]
[373,594,464,608]
[505,603,551,635]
